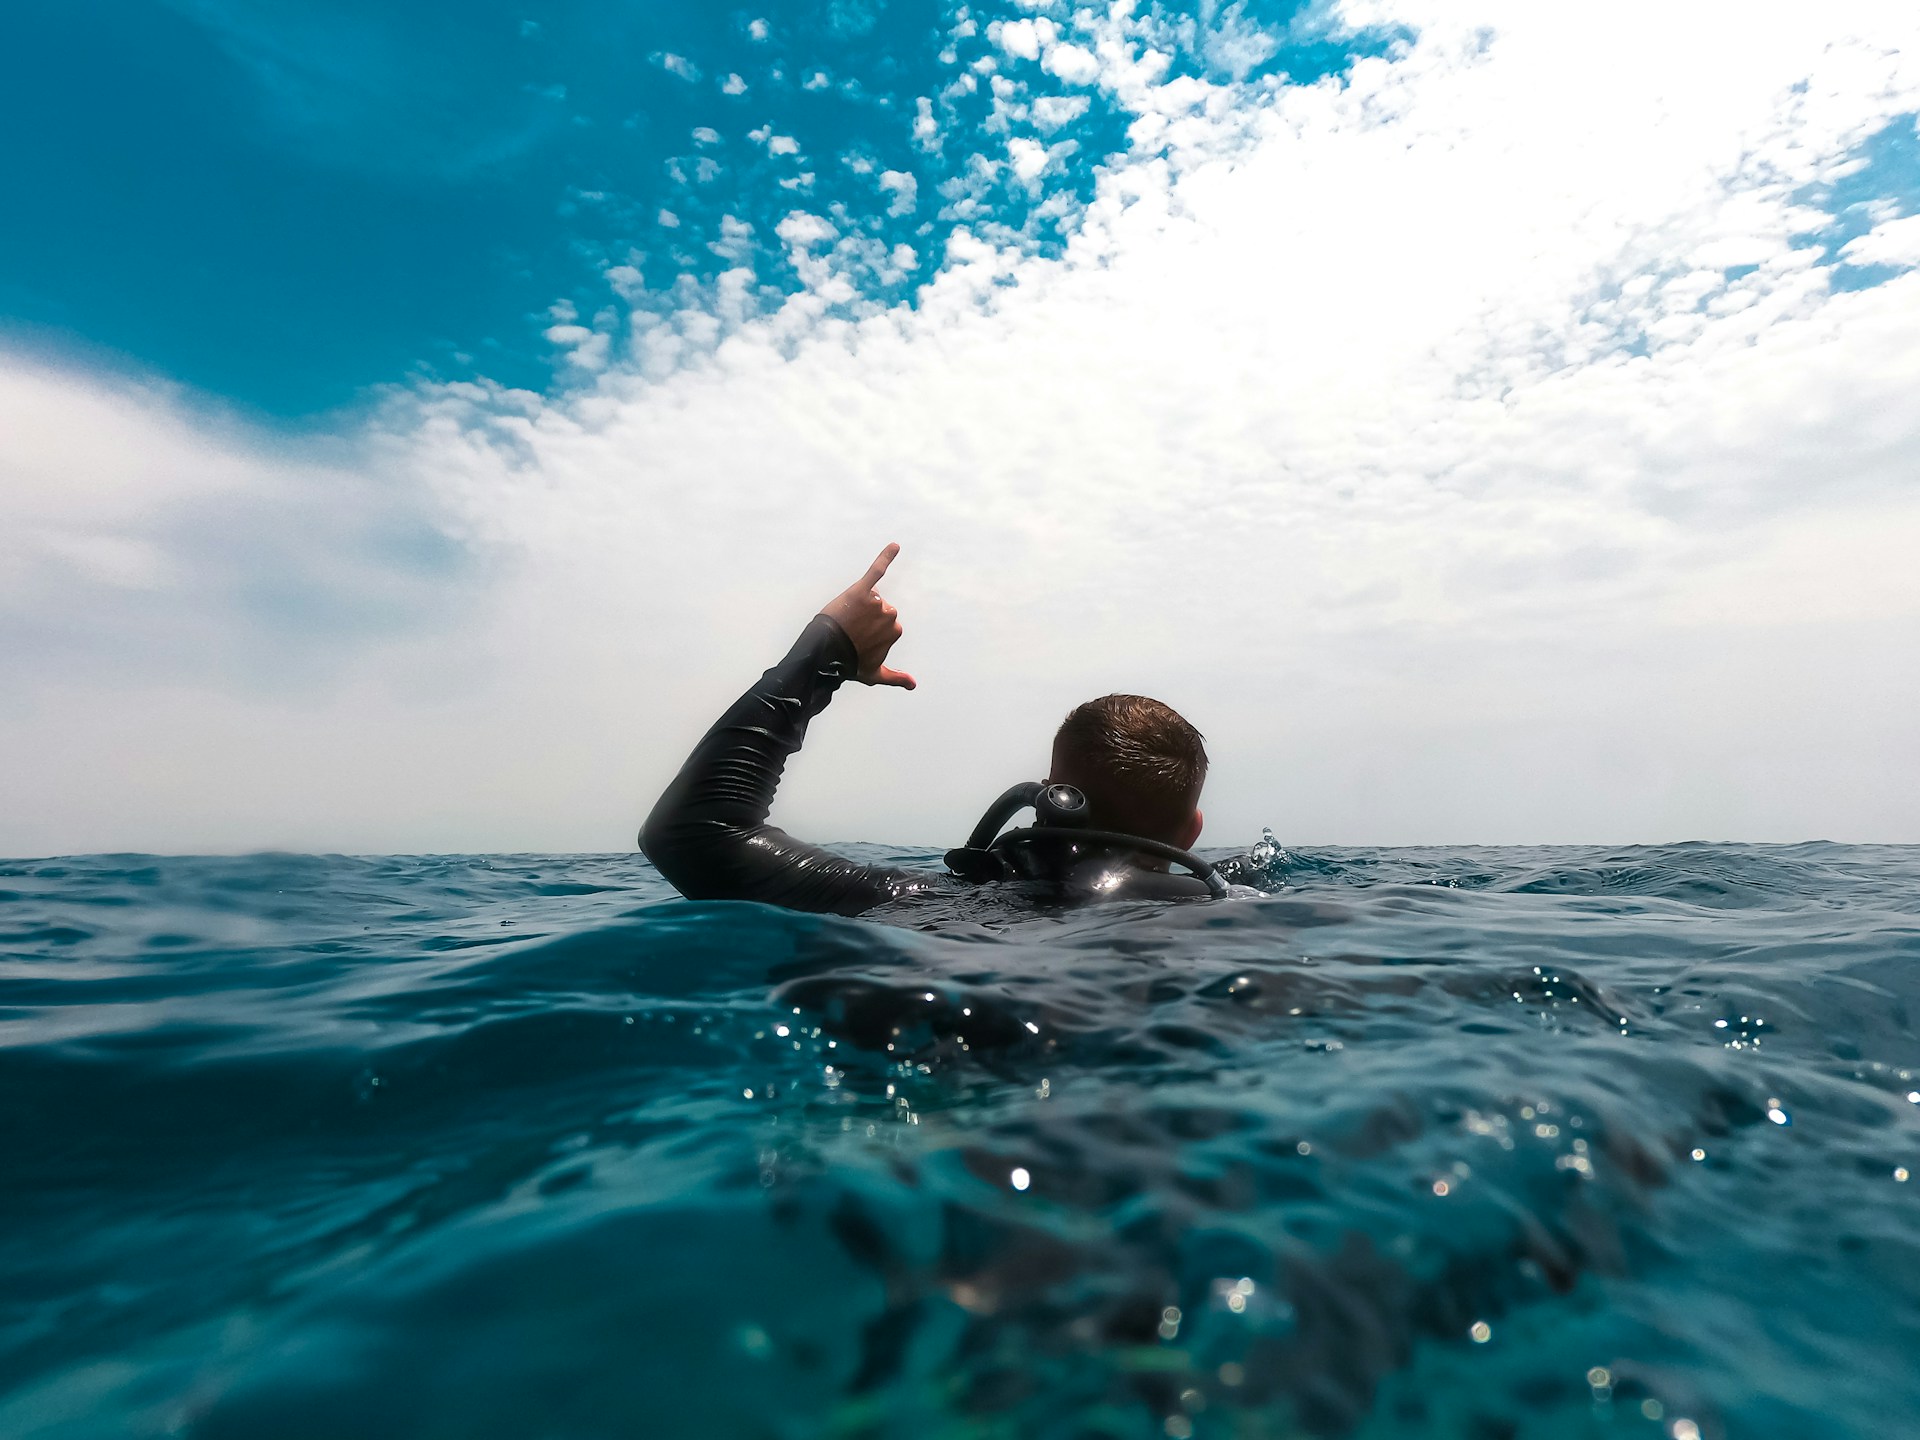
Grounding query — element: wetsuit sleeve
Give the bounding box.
[639,615,921,916]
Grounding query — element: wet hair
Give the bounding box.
[1050,694,1208,843]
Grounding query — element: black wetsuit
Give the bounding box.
[641,616,931,915]
[641,616,1219,914]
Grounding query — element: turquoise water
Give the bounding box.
[2,844,1918,1438]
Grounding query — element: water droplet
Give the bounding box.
[1469,1320,1492,1343]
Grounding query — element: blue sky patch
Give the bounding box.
[0,0,1398,418]
[1802,111,1920,292]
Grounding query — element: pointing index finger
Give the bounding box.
[858,542,901,590]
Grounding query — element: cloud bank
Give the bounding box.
[4,0,1920,854]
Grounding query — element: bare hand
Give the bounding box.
[819,543,916,689]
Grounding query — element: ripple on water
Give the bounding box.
[0,844,1917,1438]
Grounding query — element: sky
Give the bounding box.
[3,0,1920,856]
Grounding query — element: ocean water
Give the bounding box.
[2,843,1918,1440]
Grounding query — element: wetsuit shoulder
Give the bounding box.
[640,615,929,917]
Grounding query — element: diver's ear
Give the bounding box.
[1178,810,1203,850]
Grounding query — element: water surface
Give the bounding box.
[2,843,1917,1438]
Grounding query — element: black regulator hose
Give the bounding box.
[961,782,1045,852]
[992,827,1230,899]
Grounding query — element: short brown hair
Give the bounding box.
[1050,694,1208,843]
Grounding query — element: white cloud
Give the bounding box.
[747,125,803,157]
[775,210,837,248]
[1030,94,1090,133]
[1006,136,1051,183]
[878,168,919,215]
[707,213,755,261]
[1841,213,1920,268]
[985,74,1026,133]
[723,73,748,95]
[604,263,645,300]
[913,95,941,151]
[544,323,611,371]
[994,17,1054,62]
[1041,41,1100,86]
[0,355,465,782]
[6,0,1920,853]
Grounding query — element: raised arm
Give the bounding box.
[639,545,927,916]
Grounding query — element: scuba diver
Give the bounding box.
[640,544,1227,916]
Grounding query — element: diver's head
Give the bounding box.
[1048,694,1207,851]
